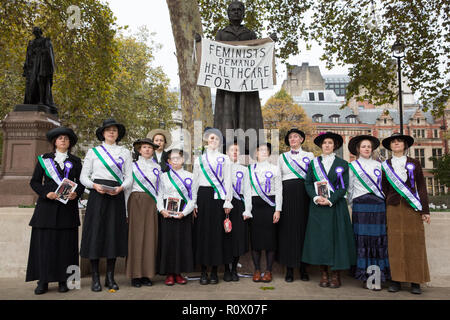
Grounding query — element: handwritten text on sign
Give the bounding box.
[197,38,275,92]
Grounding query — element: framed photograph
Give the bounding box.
[55,178,78,204]
[165,197,181,216]
[314,181,330,199]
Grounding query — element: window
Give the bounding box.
[347,116,356,124]
[313,114,322,123]
[427,177,433,195]
[413,129,426,138]
[309,92,315,101]
[414,148,425,168]
[417,119,420,124]
[330,115,339,123]
[434,129,439,138]
[432,148,443,168]
[318,92,324,101]
[383,119,387,124]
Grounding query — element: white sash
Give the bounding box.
[93,146,124,184]
[199,153,227,200]
[132,162,158,202]
[349,160,384,199]
[38,155,63,184]
[282,152,308,180]
[248,165,276,207]
[381,160,422,211]
[311,157,335,193]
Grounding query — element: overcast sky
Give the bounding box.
[106,0,350,104]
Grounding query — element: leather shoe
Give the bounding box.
[131,278,142,288]
[223,270,232,282]
[58,281,69,293]
[200,272,209,285]
[105,271,119,291]
[209,272,219,284]
[411,283,422,294]
[231,271,239,281]
[319,265,329,288]
[34,281,48,295]
[165,274,175,286]
[141,277,152,286]
[91,273,102,292]
[175,274,187,285]
[388,281,401,293]
[329,270,341,288]
[285,269,294,283]
[261,271,272,283]
[252,270,262,282]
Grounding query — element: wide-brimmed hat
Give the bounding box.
[132,138,159,151]
[313,132,343,150]
[203,127,224,142]
[348,135,380,156]
[46,127,78,147]
[95,118,126,142]
[146,128,172,148]
[382,133,414,151]
[250,141,272,160]
[285,128,306,146]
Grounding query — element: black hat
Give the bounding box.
[203,127,224,142]
[313,132,343,150]
[381,133,414,151]
[46,127,78,147]
[250,141,272,160]
[132,138,159,151]
[95,118,126,142]
[285,128,306,146]
[348,135,380,156]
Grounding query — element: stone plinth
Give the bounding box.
[0,109,59,206]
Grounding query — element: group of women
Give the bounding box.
[26,118,431,295]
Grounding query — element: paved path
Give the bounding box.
[1,271,449,300]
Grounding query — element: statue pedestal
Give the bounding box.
[0,107,60,206]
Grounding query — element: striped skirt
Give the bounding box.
[352,193,390,282]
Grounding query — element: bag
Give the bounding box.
[224,213,232,233]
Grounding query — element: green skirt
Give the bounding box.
[301,198,356,270]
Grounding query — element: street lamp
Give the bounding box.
[392,39,405,134]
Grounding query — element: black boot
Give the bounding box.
[300,263,310,281]
[131,278,142,288]
[105,258,119,290]
[231,257,240,281]
[411,283,422,295]
[34,281,48,295]
[223,264,232,282]
[90,259,102,292]
[285,267,294,282]
[58,281,69,293]
[209,266,219,285]
[200,265,209,285]
[388,281,401,293]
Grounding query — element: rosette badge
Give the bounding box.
[374,168,382,186]
[335,166,345,189]
[264,171,273,193]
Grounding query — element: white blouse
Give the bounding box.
[157,168,194,216]
[130,156,161,193]
[391,155,408,182]
[249,160,283,212]
[278,147,314,181]
[348,157,382,204]
[54,150,69,170]
[80,142,133,190]
[191,147,233,209]
[231,162,253,218]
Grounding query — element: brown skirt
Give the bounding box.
[386,198,430,283]
[125,192,158,279]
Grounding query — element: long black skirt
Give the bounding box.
[277,179,310,268]
[157,200,194,274]
[249,196,277,251]
[80,179,128,259]
[223,197,249,263]
[26,227,79,283]
[194,186,226,266]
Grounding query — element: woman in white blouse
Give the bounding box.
[347,135,389,290]
[191,127,233,285]
[126,138,161,288]
[248,142,282,283]
[277,128,314,282]
[157,148,195,286]
[223,140,252,282]
[80,119,133,292]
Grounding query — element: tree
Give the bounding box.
[430,154,450,188]
[198,0,449,116]
[262,89,320,154]
[166,0,213,145]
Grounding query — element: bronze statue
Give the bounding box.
[197,1,277,143]
[23,27,55,108]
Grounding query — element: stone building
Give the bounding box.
[281,63,448,196]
